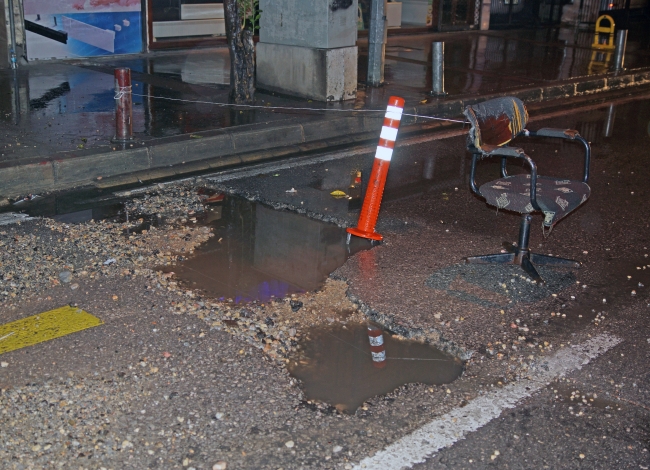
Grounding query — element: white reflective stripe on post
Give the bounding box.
[380,126,399,141]
[375,146,393,161]
[385,111,402,121]
[386,105,404,117]
[369,335,384,347]
[372,350,386,362]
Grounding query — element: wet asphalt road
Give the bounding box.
[2,25,649,162]
[1,93,649,469]
[207,93,650,467]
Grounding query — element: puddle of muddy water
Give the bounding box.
[287,323,464,413]
[169,195,371,304]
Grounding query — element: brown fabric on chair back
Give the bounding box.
[464,97,529,153]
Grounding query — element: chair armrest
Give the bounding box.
[468,147,542,211]
[484,145,527,158]
[524,129,591,183]
[528,128,580,139]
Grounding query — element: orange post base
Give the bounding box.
[346,158,391,241]
[346,227,383,241]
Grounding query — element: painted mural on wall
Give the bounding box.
[23,0,142,60]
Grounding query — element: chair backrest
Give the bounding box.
[464,97,529,154]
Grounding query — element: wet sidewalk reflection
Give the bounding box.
[2,26,648,161]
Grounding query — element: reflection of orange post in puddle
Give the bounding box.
[367,324,386,369]
[347,96,405,243]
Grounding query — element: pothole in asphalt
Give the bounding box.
[287,322,463,413]
[4,185,373,304]
[166,194,371,303]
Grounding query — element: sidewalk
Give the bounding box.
[0,25,649,199]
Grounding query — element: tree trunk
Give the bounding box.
[223,0,256,104]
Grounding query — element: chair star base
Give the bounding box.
[464,214,580,285]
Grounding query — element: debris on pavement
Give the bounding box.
[330,190,348,198]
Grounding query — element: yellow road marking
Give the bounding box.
[0,306,103,355]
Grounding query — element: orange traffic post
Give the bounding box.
[347,96,405,243]
[367,324,386,369]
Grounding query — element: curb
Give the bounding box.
[0,68,649,198]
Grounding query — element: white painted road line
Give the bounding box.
[353,333,622,470]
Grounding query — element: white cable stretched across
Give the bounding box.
[122,92,468,124]
[114,86,132,100]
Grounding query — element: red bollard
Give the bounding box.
[113,67,133,142]
[347,96,405,242]
[367,324,386,369]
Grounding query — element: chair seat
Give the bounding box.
[479,175,590,227]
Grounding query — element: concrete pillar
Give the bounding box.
[367,0,387,86]
[0,0,10,68]
[256,0,358,102]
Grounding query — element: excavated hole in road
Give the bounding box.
[163,192,372,303]
[5,184,466,409]
[288,322,464,413]
[163,192,465,409]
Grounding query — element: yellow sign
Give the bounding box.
[0,306,103,355]
[592,15,616,50]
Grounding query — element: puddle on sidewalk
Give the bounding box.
[167,194,371,304]
[287,323,464,413]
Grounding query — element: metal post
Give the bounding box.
[7,0,18,68]
[423,157,435,180]
[613,29,628,71]
[11,69,20,124]
[113,68,133,142]
[431,42,446,96]
[367,0,386,86]
[603,104,616,137]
